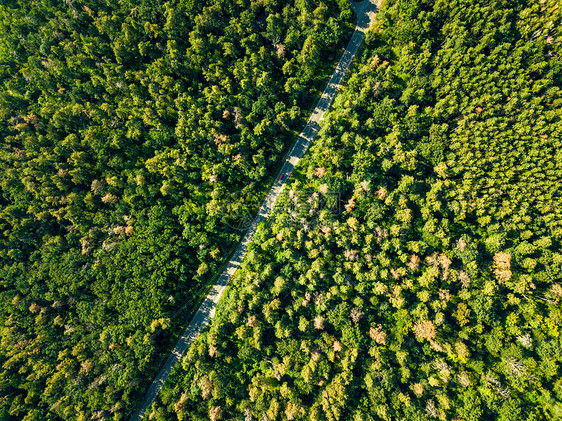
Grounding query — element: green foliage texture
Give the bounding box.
[150,0,562,420]
[0,0,353,419]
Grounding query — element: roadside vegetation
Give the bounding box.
[149,0,562,419]
[0,0,353,418]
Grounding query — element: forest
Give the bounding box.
[147,0,562,420]
[0,0,354,419]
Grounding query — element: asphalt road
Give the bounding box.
[130,2,379,419]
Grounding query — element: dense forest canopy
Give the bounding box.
[0,0,354,419]
[148,0,562,419]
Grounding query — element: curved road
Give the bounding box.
[130,1,379,419]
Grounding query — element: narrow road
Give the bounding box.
[130,2,379,419]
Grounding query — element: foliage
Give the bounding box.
[0,0,353,419]
[149,0,562,419]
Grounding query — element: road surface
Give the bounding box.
[130,1,379,419]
